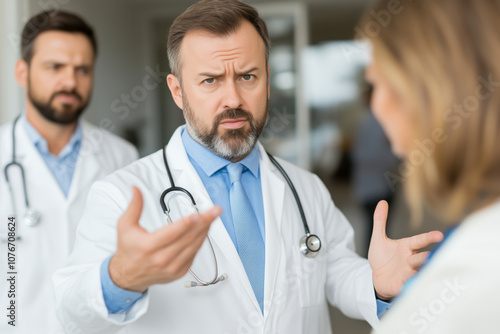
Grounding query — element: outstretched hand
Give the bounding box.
[368,201,444,301]
[109,186,222,293]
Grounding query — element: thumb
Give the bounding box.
[117,186,144,232]
[372,200,389,240]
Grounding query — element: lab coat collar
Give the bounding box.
[16,119,104,202]
[20,112,83,159]
[166,125,278,175]
[257,144,286,315]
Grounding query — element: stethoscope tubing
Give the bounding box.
[4,115,31,209]
[266,152,311,236]
[161,144,224,287]
[2,114,41,231]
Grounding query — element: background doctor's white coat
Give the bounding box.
[0,120,138,333]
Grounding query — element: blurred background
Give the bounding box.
[0,0,447,332]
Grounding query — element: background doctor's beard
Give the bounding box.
[27,79,89,125]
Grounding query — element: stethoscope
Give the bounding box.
[3,115,42,231]
[159,144,321,288]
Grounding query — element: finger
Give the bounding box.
[157,226,211,276]
[409,230,444,251]
[149,207,222,274]
[151,206,222,246]
[147,216,211,265]
[371,200,389,240]
[155,213,215,265]
[117,186,145,232]
[408,251,430,269]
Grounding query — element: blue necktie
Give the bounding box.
[227,163,265,312]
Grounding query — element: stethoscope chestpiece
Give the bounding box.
[24,207,41,227]
[299,234,321,258]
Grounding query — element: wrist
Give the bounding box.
[374,289,392,302]
[109,255,146,293]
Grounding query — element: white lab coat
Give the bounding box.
[373,200,500,334]
[53,126,379,334]
[0,119,138,334]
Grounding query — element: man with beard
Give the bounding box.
[53,1,442,333]
[0,10,138,333]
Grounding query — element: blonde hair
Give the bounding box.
[360,0,500,223]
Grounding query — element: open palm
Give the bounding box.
[368,201,444,300]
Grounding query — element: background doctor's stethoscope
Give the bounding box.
[2,116,41,242]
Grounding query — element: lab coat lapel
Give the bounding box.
[166,127,263,312]
[64,121,102,250]
[66,121,101,203]
[258,143,286,314]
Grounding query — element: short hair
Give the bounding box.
[359,0,500,223]
[167,0,270,76]
[21,10,97,64]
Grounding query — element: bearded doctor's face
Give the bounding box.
[167,20,270,162]
[16,31,94,125]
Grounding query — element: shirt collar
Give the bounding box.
[21,113,83,158]
[181,127,260,178]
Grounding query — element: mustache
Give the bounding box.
[214,108,252,125]
[49,90,83,103]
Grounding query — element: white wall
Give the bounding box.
[0,0,26,125]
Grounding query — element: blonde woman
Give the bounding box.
[361,0,500,332]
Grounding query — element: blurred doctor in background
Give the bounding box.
[362,0,500,332]
[0,10,137,333]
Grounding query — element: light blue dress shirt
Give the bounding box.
[100,256,143,313]
[101,128,265,313]
[376,298,391,317]
[21,113,82,197]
